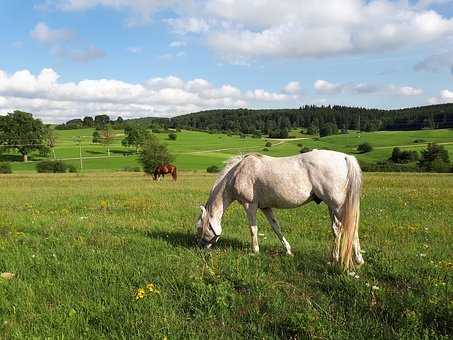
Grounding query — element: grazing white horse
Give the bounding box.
[196,150,364,271]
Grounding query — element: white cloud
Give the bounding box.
[314,79,423,96]
[165,17,210,34]
[0,68,293,123]
[43,1,453,60]
[30,22,73,45]
[428,89,453,104]
[283,81,301,94]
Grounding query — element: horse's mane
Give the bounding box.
[212,154,246,189]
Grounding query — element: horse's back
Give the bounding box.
[229,151,357,208]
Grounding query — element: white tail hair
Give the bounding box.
[339,155,362,271]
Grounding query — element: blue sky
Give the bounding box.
[0,0,452,123]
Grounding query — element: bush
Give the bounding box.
[168,132,177,141]
[36,160,73,173]
[319,123,338,137]
[262,148,269,151]
[265,141,272,147]
[152,128,161,133]
[357,142,373,153]
[417,143,451,172]
[0,162,12,174]
[390,147,419,163]
[300,147,312,154]
[413,139,426,143]
[206,165,220,173]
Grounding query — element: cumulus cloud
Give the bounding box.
[0,68,292,123]
[43,1,453,60]
[428,89,453,104]
[314,79,423,96]
[204,0,453,60]
[283,81,301,94]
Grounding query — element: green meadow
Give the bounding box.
[3,128,453,172]
[0,172,451,338]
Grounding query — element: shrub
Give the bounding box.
[206,165,220,173]
[413,139,426,143]
[152,128,161,133]
[357,142,373,153]
[319,123,338,137]
[390,147,419,163]
[300,147,312,154]
[0,162,12,174]
[417,143,451,172]
[36,160,72,173]
[297,143,303,147]
[262,148,269,151]
[168,132,177,141]
[265,141,272,147]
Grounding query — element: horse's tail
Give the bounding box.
[339,155,362,271]
[172,166,177,181]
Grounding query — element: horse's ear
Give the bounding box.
[200,205,207,217]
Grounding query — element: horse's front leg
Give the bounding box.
[261,208,293,256]
[243,203,259,254]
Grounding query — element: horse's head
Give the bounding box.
[196,205,221,248]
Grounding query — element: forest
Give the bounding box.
[57,103,453,137]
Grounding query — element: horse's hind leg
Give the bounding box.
[329,208,342,264]
[261,208,293,256]
[243,203,259,254]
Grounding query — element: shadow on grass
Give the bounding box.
[145,230,247,250]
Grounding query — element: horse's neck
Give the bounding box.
[206,182,232,223]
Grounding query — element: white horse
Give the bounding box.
[196,150,364,271]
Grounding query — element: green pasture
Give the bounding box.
[2,128,453,172]
[0,172,451,338]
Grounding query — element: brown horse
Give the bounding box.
[153,164,177,181]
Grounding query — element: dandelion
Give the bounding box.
[99,200,109,210]
[146,282,160,294]
[136,288,145,300]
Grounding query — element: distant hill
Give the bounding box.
[62,103,453,136]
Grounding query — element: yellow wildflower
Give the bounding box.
[136,288,145,300]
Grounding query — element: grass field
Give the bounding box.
[0,172,451,338]
[3,128,453,172]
